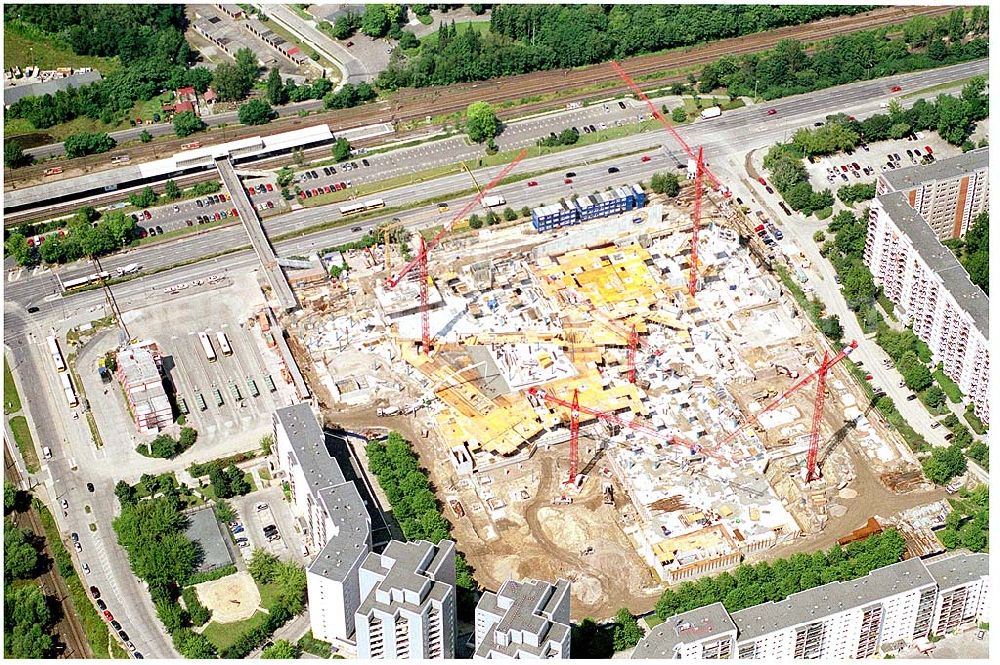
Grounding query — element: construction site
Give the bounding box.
[266,135,940,618]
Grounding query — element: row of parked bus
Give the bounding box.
[198,331,232,363]
[46,336,78,406]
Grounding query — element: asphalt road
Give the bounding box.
[4,312,177,658]
[5,58,985,314]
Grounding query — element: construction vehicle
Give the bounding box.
[602,481,614,505]
[551,496,573,505]
[376,406,400,417]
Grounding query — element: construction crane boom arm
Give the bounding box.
[527,386,723,460]
[720,341,859,447]
[385,149,527,289]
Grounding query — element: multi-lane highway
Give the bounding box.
[5,58,985,318]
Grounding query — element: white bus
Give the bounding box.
[47,336,66,373]
[215,331,233,356]
[61,271,111,292]
[339,198,385,216]
[198,332,217,363]
[60,373,78,407]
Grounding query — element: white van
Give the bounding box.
[43,446,52,459]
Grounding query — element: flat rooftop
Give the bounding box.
[185,507,235,572]
[631,602,735,658]
[882,147,988,191]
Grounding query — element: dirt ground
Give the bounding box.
[193,572,260,623]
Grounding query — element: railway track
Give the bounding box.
[5,5,957,205]
[4,441,93,659]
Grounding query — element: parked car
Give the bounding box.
[75,542,83,552]
[83,563,91,574]
[257,503,269,512]
[89,586,101,599]
[103,610,114,621]
[265,183,273,191]
[61,499,69,510]
[362,159,370,167]
[97,599,107,611]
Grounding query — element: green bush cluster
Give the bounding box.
[188,451,258,477]
[937,485,988,552]
[220,605,292,659]
[5,208,136,268]
[181,586,212,626]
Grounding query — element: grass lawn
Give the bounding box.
[4,356,23,414]
[964,406,987,435]
[257,580,283,611]
[419,20,491,48]
[10,415,40,473]
[933,369,963,403]
[3,23,119,73]
[202,610,270,652]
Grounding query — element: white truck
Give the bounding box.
[700,106,722,120]
[116,263,141,276]
[481,194,506,208]
[376,406,401,417]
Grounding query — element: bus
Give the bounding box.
[198,332,217,363]
[47,336,66,373]
[215,331,233,356]
[61,271,110,292]
[339,199,385,216]
[60,373,78,407]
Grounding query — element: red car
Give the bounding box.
[757,177,767,186]
[143,210,152,220]
[766,108,777,116]
[334,182,342,191]
[864,374,874,381]
[231,208,238,217]
[247,188,255,196]
[103,610,114,621]
[298,191,306,199]
[924,145,933,154]
[889,85,902,93]
[847,115,856,121]
[340,182,348,189]
[641,155,652,162]
[564,178,573,184]
[265,183,273,192]
[214,212,221,220]
[527,180,538,187]
[324,185,332,193]
[219,193,227,202]
[311,188,319,196]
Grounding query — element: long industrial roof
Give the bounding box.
[4,124,333,210]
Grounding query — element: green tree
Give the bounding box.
[612,608,643,651]
[936,94,972,145]
[262,639,300,659]
[333,14,356,40]
[214,498,236,524]
[239,99,274,125]
[332,137,352,162]
[4,481,16,512]
[818,315,843,341]
[173,111,206,137]
[465,101,500,143]
[248,548,280,584]
[922,385,945,409]
[360,5,390,38]
[650,171,681,196]
[115,480,139,507]
[164,179,181,199]
[5,232,34,267]
[213,61,251,102]
[898,351,932,392]
[502,207,518,222]
[4,140,30,168]
[64,132,116,158]
[671,107,687,123]
[173,628,218,658]
[921,444,967,485]
[273,561,308,615]
[139,129,153,143]
[150,434,178,459]
[266,68,287,106]
[4,521,40,580]
[468,215,483,229]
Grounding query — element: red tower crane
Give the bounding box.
[627,324,638,384]
[568,388,580,485]
[689,146,704,298]
[385,149,527,352]
[806,351,831,483]
[527,386,727,463]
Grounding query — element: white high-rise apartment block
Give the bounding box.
[864,192,989,424]
[355,539,456,659]
[632,552,989,659]
[474,578,572,659]
[876,147,988,240]
[274,404,372,647]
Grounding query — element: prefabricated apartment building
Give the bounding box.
[530,184,647,232]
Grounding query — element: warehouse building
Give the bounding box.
[632,552,989,659]
[531,184,646,232]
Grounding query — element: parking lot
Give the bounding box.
[229,486,308,565]
[803,132,961,197]
[129,185,285,238]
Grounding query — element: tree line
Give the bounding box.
[938,485,988,552]
[654,529,906,620]
[365,432,479,617]
[699,9,987,100]
[376,5,871,89]
[5,207,137,267]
